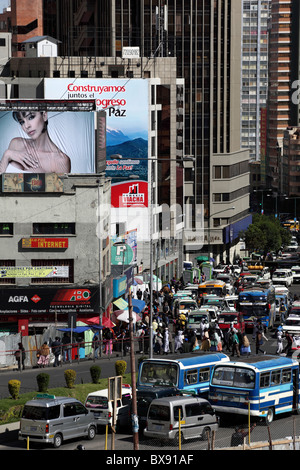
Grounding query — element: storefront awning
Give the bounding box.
[113,298,128,310]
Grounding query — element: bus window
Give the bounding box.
[211,366,255,389]
[140,362,178,386]
[260,372,270,388]
[185,369,198,385]
[282,369,292,383]
[199,367,210,383]
[271,370,281,385]
[234,369,255,388]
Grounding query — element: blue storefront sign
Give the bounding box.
[223,215,252,244]
[113,276,127,298]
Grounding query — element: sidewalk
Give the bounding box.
[0,421,19,444]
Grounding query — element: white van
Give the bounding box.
[144,396,219,443]
[272,269,293,287]
[85,384,132,429]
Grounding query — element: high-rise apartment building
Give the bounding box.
[266,0,293,191]
[241,0,271,163]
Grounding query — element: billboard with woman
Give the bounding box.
[0,109,95,174]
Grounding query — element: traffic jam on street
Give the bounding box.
[12,224,300,451]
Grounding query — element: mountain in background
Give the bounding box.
[107,127,130,146]
[107,127,148,147]
[107,138,148,159]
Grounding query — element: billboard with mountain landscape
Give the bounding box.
[44,79,149,207]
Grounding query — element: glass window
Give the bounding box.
[199,367,210,382]
[174,406,184,421]
[85,395,108,409]
[22,405,60,420]
[140,362,178,386]
[260,372,270,388]
[271,370,281,386]
[0,223,13,235]
[186,403,203,417]
[282,369,292,384]
[148,404,170,421]
[185,369,198,385]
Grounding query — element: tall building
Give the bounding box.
[65,0,250,264]
[266,0,293,191]
[241,0,271,163]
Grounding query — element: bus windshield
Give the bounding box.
[139,361,179,387]
[199,287,224,296]
[211,366,255,389]
[240,303,269,317]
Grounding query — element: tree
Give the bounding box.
[243,214,291,255]
[244,223,267,253]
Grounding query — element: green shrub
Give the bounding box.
[64,369,76,388]
[8,380,21,400]
[36,373,50,393]
[90,365,101,384]
[115,360,127,377]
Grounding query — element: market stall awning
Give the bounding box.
[132,298,145,313]
[113,298,128,310]
[57,326,94,333]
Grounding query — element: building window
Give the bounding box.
[33,223,75,235]
[0,223,13,235]
[0,260,16,285]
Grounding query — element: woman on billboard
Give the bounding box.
[0,111,71,173]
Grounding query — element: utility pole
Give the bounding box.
[128,290,139,450]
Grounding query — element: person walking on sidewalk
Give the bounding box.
[15,342,26,371]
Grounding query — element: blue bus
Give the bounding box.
[137,353,229,396]
[237,285,276,329]
[209,356,300,424]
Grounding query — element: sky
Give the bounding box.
[0,1,9,13]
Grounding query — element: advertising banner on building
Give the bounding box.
[0,286,99,315]
[2,173,65,193]
[0,266,69,278]
[21,238,69,249]
[44,79,149,207]
[0,109,95,174]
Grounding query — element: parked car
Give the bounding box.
[19,394,97,448]
[144,395,219,443]
[85,384,132,429]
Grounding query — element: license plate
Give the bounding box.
[153,424,163,431]
[30,426,37,431]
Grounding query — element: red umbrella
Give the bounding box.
[84,316,115,328]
